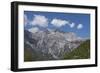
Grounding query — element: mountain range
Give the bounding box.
[24,28,88,61]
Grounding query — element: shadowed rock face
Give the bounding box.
[24,29,85,61]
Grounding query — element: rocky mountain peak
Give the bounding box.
[24,28,85,60]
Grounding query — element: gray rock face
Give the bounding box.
[24,29,84,60]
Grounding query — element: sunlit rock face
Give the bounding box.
[24,29,85,60]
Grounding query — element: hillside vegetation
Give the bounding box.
[63,40,90,59]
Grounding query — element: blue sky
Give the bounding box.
[24,11,90,38]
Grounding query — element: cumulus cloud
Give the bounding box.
[69,22,75,28]
[24,14,28,26]
[31,15,48,27]
[25,14,82,30]
[51,18,69,27]
[77,24,83,29]
[28,27,39,33]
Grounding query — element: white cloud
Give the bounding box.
[28,27,39,33]
[77,24,83,29]
[69,22,75,28]
[24,14,28,26]
[31,15,48,27]
[51,18,69,27]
